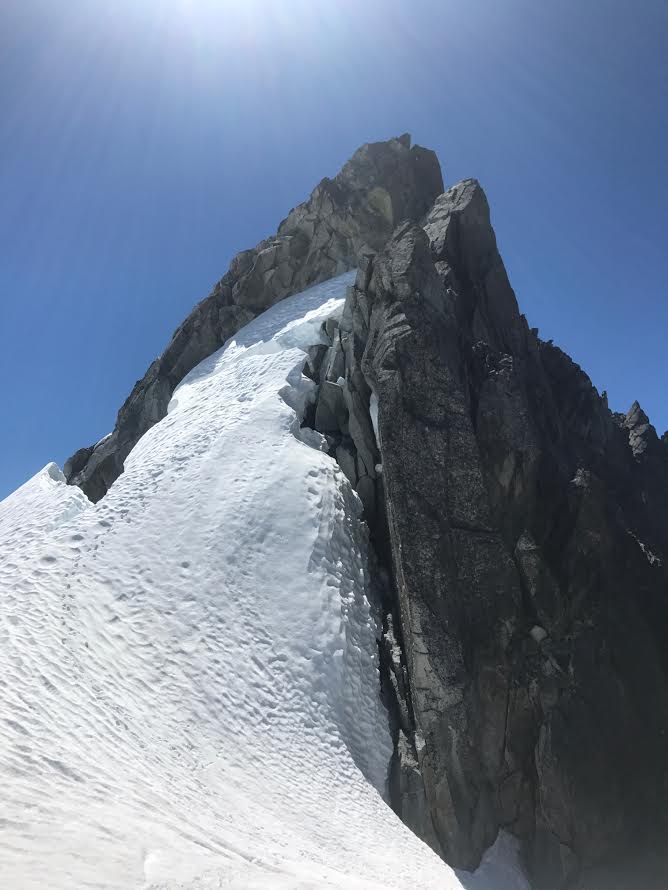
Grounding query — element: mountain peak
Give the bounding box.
[65,136,443,502]
[55,137,668,888]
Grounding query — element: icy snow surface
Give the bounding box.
[0,273,529,889]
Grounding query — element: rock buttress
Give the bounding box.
[337,180,668,887]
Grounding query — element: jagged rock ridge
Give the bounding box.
[65,134,443,502]
[66,137,668,889]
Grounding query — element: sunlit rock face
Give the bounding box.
[65,134,443,502]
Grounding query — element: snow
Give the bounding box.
[0,272,529,890]
[368,391,379,446]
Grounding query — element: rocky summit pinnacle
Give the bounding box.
[65,137,668,889]
[64,135,442,503]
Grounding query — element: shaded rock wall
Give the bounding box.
[328,180,668,888]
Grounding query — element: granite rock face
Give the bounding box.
[65,134,443,502]
[323,180,668,887]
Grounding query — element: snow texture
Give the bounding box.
[0,272,529,889]
[368,392,380,447]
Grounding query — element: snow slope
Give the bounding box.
[0,272,529,890]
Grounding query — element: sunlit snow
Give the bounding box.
[0,272,528,889]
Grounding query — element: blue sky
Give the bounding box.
[1,0,667,499]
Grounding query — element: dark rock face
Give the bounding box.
[330,180,668,887]
[65,134,443,502]
[351,218,524,866]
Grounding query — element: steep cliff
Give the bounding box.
[307,178,668,888]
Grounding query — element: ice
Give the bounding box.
[0,272,528,889]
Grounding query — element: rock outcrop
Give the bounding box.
[66,136,668,888]
[65,134,443,502]
[306,178,668,888]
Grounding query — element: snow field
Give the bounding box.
[0,272,528,889]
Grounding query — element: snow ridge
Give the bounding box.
[0,273,527,889]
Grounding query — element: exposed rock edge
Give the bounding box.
[305,180,668,889]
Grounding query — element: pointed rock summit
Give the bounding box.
[624,399,660,457]
[65,135,443,502]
